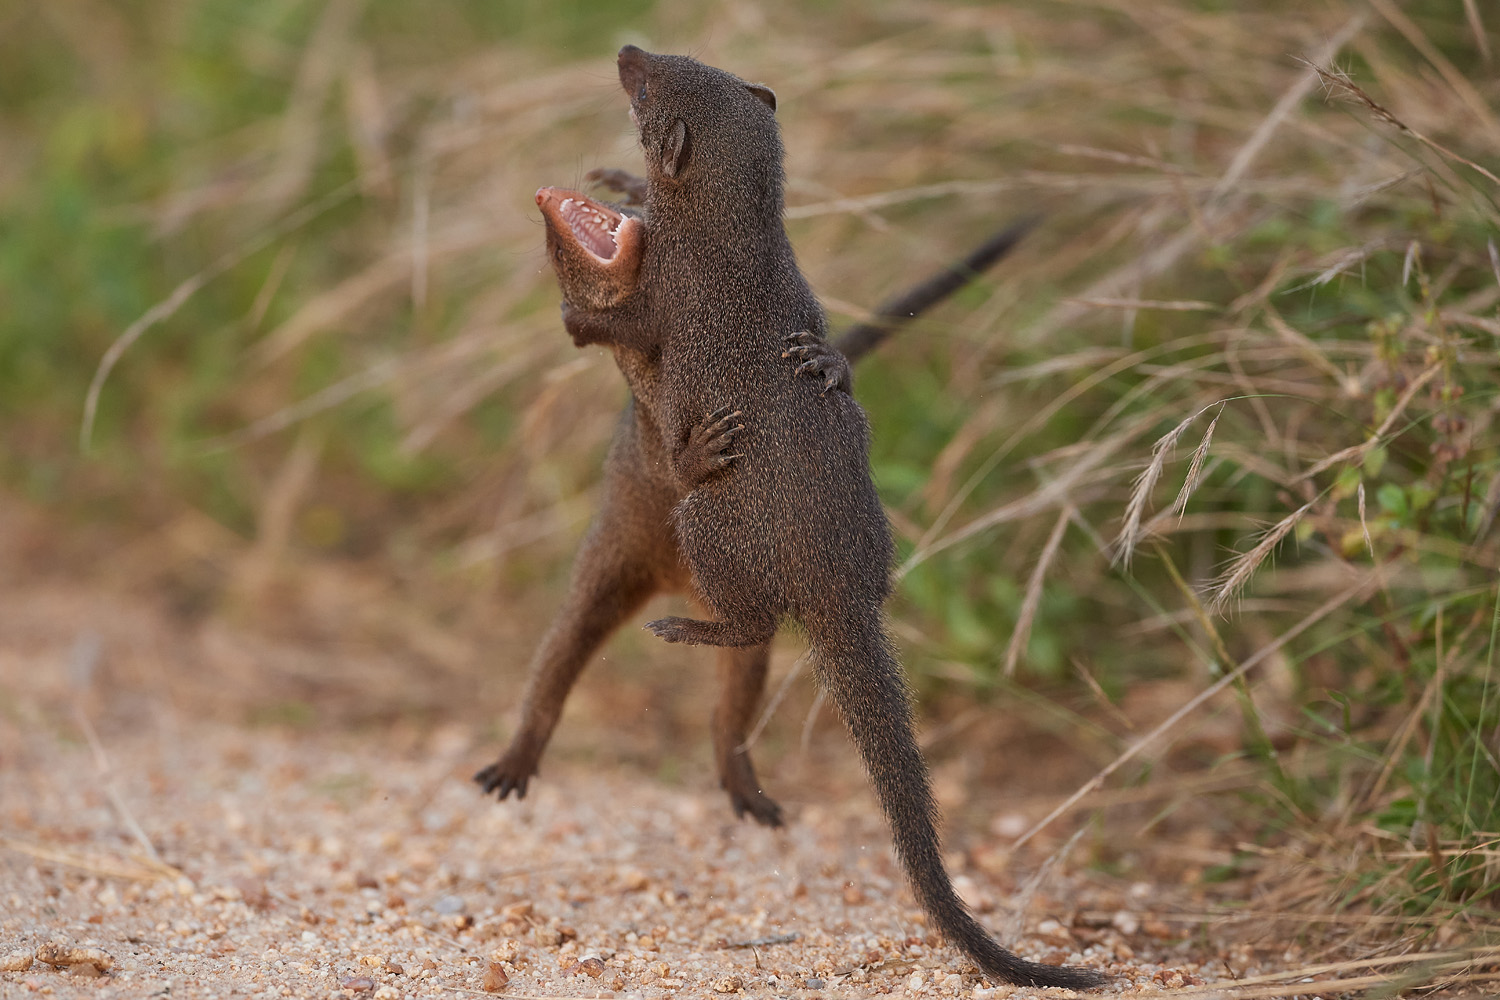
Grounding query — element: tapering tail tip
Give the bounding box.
[994,958,1110,991]
[934,892,1109,990]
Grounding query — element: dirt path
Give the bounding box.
[0,582,1242,1000]
[3,708,1235,1000]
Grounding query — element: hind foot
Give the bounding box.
[473,743,540,801]
[721,753,783,827]
[645,616,773,648]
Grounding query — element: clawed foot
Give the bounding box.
[782,331,851,395]
[645,616,774,648]
[723,756,784,827]
[676,405,744,487]
[473,750,538,801]
[644,615,705,644]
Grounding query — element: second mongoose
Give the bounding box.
[486,45,1104,992]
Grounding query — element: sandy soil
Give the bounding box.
[0,566,1251,1000]
[3,711,1237,1000]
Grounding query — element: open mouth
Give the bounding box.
[536,187,632,264]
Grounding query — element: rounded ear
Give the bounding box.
[745,82,777,112]
[661,118,691,178]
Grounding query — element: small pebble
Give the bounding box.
[35,942,114,972]
[482,961,509,992]
[338,975,375,992]
[0,950,33,972]
[1036,918,1073,942]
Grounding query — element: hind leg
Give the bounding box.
[713,643,782,826]
[475,529,661,799]
[476,414,676,799]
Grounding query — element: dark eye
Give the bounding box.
[637,82,648,101]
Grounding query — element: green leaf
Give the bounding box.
[1377,482,1407,519]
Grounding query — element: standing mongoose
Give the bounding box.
[476,189,1035,827]
[484,45,1105,992]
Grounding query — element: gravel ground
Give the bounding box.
[0,698,1250,1000]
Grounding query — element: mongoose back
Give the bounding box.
[518,45,1105,991]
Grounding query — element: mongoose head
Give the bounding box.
[535,186,644,310]
[615,45,782,212]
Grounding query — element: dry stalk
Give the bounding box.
[740,651,810,753]
[1172,407,1221,518]
[1206,501,1315,616]
[1001,505,1072,677]
[1065,296,1219,312]
[1357,480,1374,559]
[0,836,174,883]
[1115,402,1224,567]
[1463,0,1492,64]
[1304,60,1500,186]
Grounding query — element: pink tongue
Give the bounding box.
[561,200,618,259]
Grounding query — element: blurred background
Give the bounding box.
[1,0,1496,959]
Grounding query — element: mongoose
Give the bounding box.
[480,45,1105,992]
[476,191,1034,827]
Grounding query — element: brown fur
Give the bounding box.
[476,46,1103,991]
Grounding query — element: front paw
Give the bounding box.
[585,167,648,205]
[782,332,851,395]
[677,405,744,486]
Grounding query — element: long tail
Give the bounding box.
[808,617,1106,990]
[832,215,1041,363]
